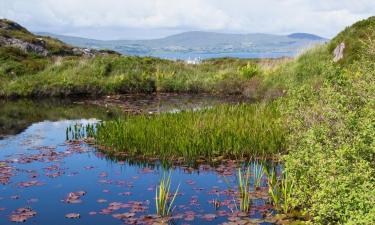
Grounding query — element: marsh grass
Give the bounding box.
[281,172,294,214]
[237,167,251,213]
[92,103,285,162]
[263,163,281,207]
[252,161,265,190]
[155,173,180,217]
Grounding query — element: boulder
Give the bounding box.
[333,42,345,62]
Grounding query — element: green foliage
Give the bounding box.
[252,161,265,190]
[0,47,49,77]
[93,103,285,162]
[329,16,375,65]
[263,164,281,207]
[237,167,251,213]
[239,62,260,79]
[280,172,294,214]
[155,172,180,217]
[282,17,375,223]
[0,54,275,97]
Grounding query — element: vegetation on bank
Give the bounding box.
[280,17,375,224]
[0,40,282,98]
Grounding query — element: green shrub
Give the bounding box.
[239,62,260,79]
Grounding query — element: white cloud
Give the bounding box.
[0,0,374,39]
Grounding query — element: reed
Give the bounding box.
[92,103,285,162]
[252,161,265,190]
[237,167,252,213]
[263,163,281,207]
[155,173,180,217]
[281,172,294,214]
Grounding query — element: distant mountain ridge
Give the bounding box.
[37,31,327,59]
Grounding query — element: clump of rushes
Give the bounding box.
[263,164,281,207]
[263,164,294,214]
[252,161,265,190]
[93,103,285,162]
[155,173,180,218]
[237,167,252,213]
[281,172,294,214]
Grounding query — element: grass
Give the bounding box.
[237,167,252,213]
[280,172,293,214]
[263,164,281,208]
[252,161,264,190]
[0,44,284,98]
[155,173,180,217]
[92,103,285,162]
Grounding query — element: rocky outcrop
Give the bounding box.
[0,19,30,33]
[0,36,49,56]
[0,19,119,57]
[333,42,345,62]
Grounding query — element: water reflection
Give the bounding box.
[0,95,283,225]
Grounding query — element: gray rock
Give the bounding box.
[333,42,345,62]
[0,37,49,56]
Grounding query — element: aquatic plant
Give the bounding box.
[263,163,281,207]
[281,172,294,214]
[155,173,180,217]
[252,160,265,190]
[237,167,252,213]
[92,103,285,162]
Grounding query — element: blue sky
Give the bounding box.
[1,0,374,40]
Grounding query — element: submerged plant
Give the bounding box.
[155,172,180,217]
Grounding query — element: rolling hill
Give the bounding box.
[37,31,327,59]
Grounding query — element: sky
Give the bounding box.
[0,0,374,40]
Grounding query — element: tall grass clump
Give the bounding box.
[252,160,265,190]
[94,103,285,162]
[155,173,180,217]
[237,167,252,213]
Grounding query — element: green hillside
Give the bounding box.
[280,17,375,224]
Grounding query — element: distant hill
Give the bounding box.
[287,33,324,40]
[37,31,327,59]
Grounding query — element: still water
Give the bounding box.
[0,96,278,225]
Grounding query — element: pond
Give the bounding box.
[0,96,281,225]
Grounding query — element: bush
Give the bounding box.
[238,62,260,79]
[282,54,375,224]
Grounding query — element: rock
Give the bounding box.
[0,37,49,56]
[0,19,29,33]
[333,42,345,62]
